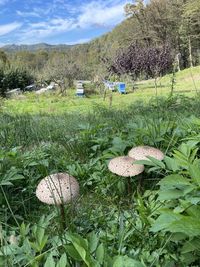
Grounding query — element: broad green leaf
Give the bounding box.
[151,212,183,232]
[66,232,95,266]
[189,163,200,186]
[66,232,88,250]
[159,174,191,188]
[164,156,179,171]
[134,159,154,166]
[168,217,200,237]
[36,226,45,246]
[44,254,55,267]
[112,256,145,267]
[88,232,99,254]
[64,245,82,261]
[186,196,200,205]
[181,238,200,254]
[56,253,69,267]
[96,243,104,264]
[158,189,184,201]
[146,156,165,168]
[184,205,200,218]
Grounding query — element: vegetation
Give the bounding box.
[1,95,200,266]
[0,0,200,266]
[1,66,199,114]
[1,0,200,87]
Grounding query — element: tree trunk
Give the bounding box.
[188,36,193,68]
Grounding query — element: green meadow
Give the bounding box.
[1,67,200,266]
[2,66,200,115]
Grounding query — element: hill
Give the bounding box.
[1,42,79,52]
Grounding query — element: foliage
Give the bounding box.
[0,96,200,265]
[148,142,200,265]
[0,66,34,96]
[110,44,173,79]
[2,0,200,83]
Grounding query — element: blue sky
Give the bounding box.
[0,0,129,46]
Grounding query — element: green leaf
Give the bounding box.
[159,174,191,188]
[151,212,183,232]
[96,244,104,264]
[134,160,155,166]
[56,253,69,267]
[158,189,184,201]
[168,217,200,237]
[112,256,145,267]
[189,162,200,186]
[181,238,200,254]
[66,232,95,267]
[164,156,179,171]
[64,245,82,261]
[44,254,55,267]
[146,156,165,168]
[88,232,99,254]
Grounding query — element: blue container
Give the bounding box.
[118,83,126,94]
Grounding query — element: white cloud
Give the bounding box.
[66,38,91,45]
[77,1,126,28]
[17,18,75,43]
[0,22,22,36]
[16,10,41,17]
[13,0,127,43]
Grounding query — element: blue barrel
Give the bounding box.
[118,83,126,94]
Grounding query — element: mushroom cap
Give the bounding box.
[128,146,164,161]
[108,156,144,177]
[36,173,79,205]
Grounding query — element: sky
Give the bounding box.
[0,0,129,46]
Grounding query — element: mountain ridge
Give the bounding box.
[1,42,81,52]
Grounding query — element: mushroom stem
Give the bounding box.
[60,204,66,229]
[127,177,132,195]
[138,174,144,192]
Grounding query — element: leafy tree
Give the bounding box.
[0,50,9,67]
[180,0,200,66]
[0,67,34,96]
[110,44,173,79]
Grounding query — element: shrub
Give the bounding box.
[0,67,34,96]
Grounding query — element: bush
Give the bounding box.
[0,68,5,96]
[0,67,34,97]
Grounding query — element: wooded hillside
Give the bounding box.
[1,0,200,83]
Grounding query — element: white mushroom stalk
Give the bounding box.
[36,173,79,229]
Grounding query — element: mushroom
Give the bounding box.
[36,172,79,229]
[108,156,144,194]
[128,146,164,161]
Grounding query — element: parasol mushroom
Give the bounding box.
[128,146,164,161]
[36,172,79,229]
[108,156,144,194]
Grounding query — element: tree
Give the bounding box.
[180,0,200,66]
[0,50,9,66]
[110,44,173,79]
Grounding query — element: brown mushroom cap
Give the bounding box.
[108,156,144,177]
[128,146,164,161]
[36,173,79,205]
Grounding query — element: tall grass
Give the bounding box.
[1,95,200,266]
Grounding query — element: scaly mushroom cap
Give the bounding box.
[128,146,164,161]
[36,173,79,205]
[108,156,144,177]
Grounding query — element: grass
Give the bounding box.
[1,66,200,114]
[1,67,200,266]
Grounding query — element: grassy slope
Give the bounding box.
[1,66,200,114]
